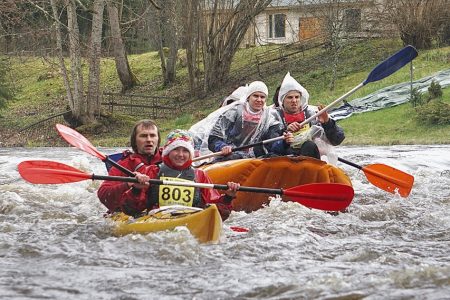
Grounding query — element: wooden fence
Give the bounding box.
[102,92,181,119]
[11,110,70,146]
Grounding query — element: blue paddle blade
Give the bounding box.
[105,152,124,171]
[363,45,418,85]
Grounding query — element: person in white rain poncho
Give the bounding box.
[270,72,345,160]
[207,81,286,162]
[189,85,248,157]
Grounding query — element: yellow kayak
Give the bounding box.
[110,204,222,243]
[202,156,352,212]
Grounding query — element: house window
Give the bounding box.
[344,8,361,32]
[269,14,286,38]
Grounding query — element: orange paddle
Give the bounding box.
[338,157,414,197]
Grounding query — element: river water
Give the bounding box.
[1,145,449,299]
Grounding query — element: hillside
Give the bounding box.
[1,38,450,147]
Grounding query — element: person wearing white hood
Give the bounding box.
[270,72,345,159]
[208,81,283,161]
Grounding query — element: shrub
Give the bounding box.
[428,80,443,100]
[409,87,424,107]
[417,100,450,125]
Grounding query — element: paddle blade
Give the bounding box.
[363,164,414,197]
[364,45,418,85]
[18,160,91,184]
[229,226,250,233]
[283,183,354,211]
[56,124,106,160]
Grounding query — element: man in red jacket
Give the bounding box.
[119,129,239,220]
[97,119,163,213]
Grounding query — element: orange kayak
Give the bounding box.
[201,156,352,212]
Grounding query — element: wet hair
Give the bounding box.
[273,85,281,107]
[130,119,160,153]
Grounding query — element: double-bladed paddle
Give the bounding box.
[338,157,414,197]
[56,122,412,198]
[55,123,135,177]
[192,45,419,163]
[18,160,354,212]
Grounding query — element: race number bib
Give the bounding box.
[292,123,310,137]
[158,177,195,207]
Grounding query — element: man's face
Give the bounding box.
[283,91,302,114]
[248,92,266,112]
[167,147,190,168]
[135,125,159,155]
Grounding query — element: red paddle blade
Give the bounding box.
[284,183,354,211]
[18,160,91,184]
[229,226,250,232]
[56,124,106,160]
[363,164,414,197]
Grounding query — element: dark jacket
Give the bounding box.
[270,106,345,155]
[208,103,281,160]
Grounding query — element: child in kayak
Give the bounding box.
[119,129,240,220]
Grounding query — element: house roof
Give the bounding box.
[269,0,300,7]
[269,0,364,7]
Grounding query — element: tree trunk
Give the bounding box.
[86,0,105,123]
[66,0,85,122]
[50,0,73,110]
[184,0,200,94]
[156,0,179,86]
[107,0,137,92]
[165,0,178,84]
[156,7,167,83]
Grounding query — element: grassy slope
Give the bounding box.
[1,39,450,146]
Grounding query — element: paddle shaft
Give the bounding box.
[104,156,135,177]
[92,174,287,195]
[338,157,362,170]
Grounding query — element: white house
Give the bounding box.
[246,0,386,46]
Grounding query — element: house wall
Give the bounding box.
[254,9,301,45]
[249,0,392,46]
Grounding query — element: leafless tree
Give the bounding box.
[201,0,272,92]
[50,0,103,125]
[153,0,180,86]
[179,0,271,94]
[383,0,450,49]
[106,0,138,92]
[86,0,105,123]
[182,0,201,93]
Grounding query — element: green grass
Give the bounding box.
[339,89,450,145]
[1,38,450,146]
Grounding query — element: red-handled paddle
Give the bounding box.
[55,124,135,177]
[18,160,354,212]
